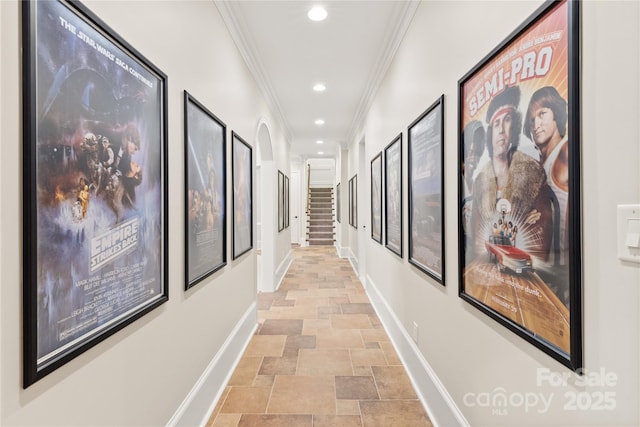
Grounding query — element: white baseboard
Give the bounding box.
[349,258,359,277]
[336,246,366,284]
[335,244,348,258]
[365,275,469,427]
[344,247,359,274]
[166,303,257,427]
[338,246,359,278]
[274,249,293,292]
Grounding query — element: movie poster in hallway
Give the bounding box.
[184,91,226,289]
[22,0,168,386]
[232,132,253,259]
[458,0,581,370]
[408,96,444,284]
[384,134,402,257]
[370,152,382,244]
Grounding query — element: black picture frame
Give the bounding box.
[349,175,357,229]
[232,132,253,259]
[22,0,169,387]
[348,178,352,226]
[457,0,581,370]
[384,134,403,258]
[336,183,341,223]
[371,152,383,244]
[408,96,445,284]
[353,175,357,228]
[278,170,285,232]
[284,175,290,229]
[184,91,226,289]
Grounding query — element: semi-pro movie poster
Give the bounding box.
[24,0,167,384]
[459,0,580,366]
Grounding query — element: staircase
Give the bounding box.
[306,187,335,246]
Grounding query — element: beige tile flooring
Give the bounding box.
[206,246,433,427]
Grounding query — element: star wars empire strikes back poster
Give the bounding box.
[24,0,167,382]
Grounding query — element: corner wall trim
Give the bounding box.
[365,275,469,427]
[166,302,257,427]
[343,247,358,275]
[274,249,293,292]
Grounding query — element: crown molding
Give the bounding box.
[215,1,293,143]
[346,1,420,145]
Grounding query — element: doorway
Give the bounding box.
[256,120,275,292]
[291,170,300,245]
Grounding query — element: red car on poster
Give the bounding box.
[485,235,534,274]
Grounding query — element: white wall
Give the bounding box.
[0,1,288,425]
[308,158,336,187]
[290,159,304,245]
[357,139,368,280]
[358,1,640,425]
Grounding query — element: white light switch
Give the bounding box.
[625,230,640,248]
[617,205,640,264]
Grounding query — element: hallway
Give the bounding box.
[206,246,433,427]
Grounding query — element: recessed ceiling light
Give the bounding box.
[313,83,326,92]
[315,119,325,125]
[308,6,327,22]
[316,140,324,144]
[318,151,324,155]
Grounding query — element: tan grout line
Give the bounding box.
[380,341,392,366]
[357,399,365,427]
[371,367,383,402]
[210,387,232,426]
[252,356,263,387]
[263,373,276,416]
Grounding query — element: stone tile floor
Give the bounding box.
[206,246,433,427]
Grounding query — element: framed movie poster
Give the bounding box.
[349,175,357,229]
[232,132,253,259]
[371,152,383,244]
[278,170,285,232]
[408,96,444,284]
[336,183,341,223]
[284,175,290,229]
[458,0,581,370]
[353,175,357,228]
[348,178,353,226]
[184,91,226,289]
[22,0,168,387]
[384,134,403,258]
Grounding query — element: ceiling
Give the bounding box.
[216,1,419,159]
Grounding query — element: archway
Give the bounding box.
[255,119,275,292]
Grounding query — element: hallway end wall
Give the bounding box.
[359,1,640,426]
[1,1,287,425]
